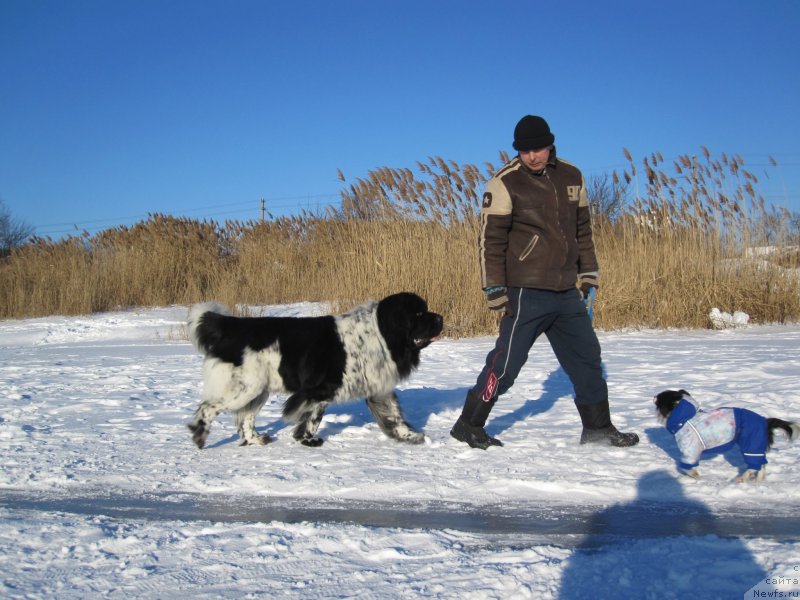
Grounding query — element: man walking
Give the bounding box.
[451,115,639,450]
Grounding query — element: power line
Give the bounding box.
[36,193,340,234]
[32,193,345,237]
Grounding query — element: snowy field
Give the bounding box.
[1,303,800,598]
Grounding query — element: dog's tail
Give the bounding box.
[187,302,231,354]
[767,418,800,447]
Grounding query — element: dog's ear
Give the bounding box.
[658,389,688,401]
[654,389,684,418]
[655,389,679,402]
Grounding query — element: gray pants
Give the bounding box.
[462,287,606,427]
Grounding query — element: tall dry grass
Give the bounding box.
[1,149,797,335]
[595,147,799,328]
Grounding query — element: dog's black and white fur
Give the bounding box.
[187,292,443,449]
[654,389,799,482]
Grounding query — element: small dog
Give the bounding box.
[654,389,799,482]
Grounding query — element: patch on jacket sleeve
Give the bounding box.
[567,185,580,203]
[481,178,512,216]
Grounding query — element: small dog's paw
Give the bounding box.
[735,467,766,483]
[678,467,700,479]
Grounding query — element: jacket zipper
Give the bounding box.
[545,169,569,259]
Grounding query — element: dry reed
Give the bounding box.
[1,150,797,335]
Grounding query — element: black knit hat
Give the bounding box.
[512,115,555,151]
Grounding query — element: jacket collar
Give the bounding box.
[665,394,700,434]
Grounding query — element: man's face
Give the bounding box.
[518,146,552,172]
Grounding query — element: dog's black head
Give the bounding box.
[377,292,444,378]
[654,389,691,420]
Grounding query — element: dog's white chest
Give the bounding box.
[334,305,399,400]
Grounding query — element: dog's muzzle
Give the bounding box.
[414,313,443,348]
[414,335,440,348]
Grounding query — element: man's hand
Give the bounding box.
[580,281,597,298]
[578,272,599,299]
[483,286,509,312]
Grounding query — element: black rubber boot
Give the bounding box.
[451,390,503,449]
[460,389,495,429]
[450,416,503,449]
[580,425,639,447]
[576,401,639,447]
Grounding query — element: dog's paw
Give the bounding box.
[678,467,700,479]
[402,431,425,444]
[238,434,273,447]
[300,437,324,447]
[187,421,208,449]
[735,467,765,483]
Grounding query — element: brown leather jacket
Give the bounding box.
[479,150,599,292]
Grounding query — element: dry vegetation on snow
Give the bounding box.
[2,148,798,335]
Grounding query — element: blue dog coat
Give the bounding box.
[665,394,768,471]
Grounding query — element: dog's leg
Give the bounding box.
[736,466,766,483]
[190,359,265,449]
[366,392,424,444]
[234,392,272,446]
[187,399,226,449]
[292,400,329,447]
[678,466,700,479]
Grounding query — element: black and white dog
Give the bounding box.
[654,389,799,482]
[187,292,443,449]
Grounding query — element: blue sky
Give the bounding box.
[2,0,799,238]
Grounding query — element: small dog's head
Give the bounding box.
[653,389,692,423]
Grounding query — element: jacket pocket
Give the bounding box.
[518,234,540,261]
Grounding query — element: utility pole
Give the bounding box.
[260,198,265,221]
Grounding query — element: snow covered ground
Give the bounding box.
[1,304,799,598]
